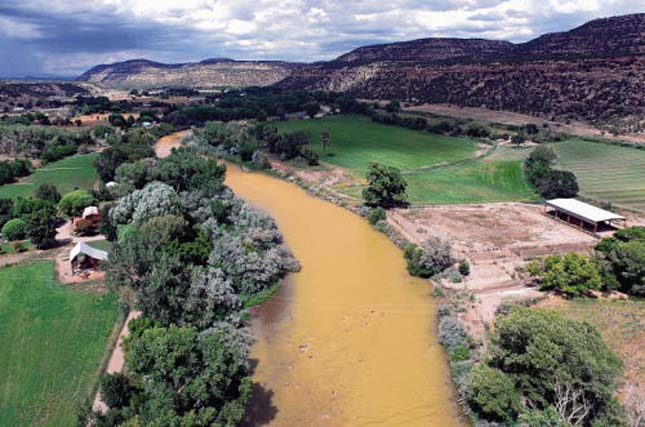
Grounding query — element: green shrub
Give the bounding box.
[367,207,386,225]
[58,189,96,217]
[11,241,27,253]
[404,238,454,278]
[2,218,27,241]
[459,259,471,276]
[239,139,257,162]
[450,345,470,362]
[527,252,602,296]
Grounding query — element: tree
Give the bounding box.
[109,181,182,226]
[99,373,134,409]
[362,162,408,209]
[320,129,330,156]
[303,101,320,118]
[0,198,13,228]
[108,113,127,128]
[35,183,61,204]
[58,189,96,217]
[528,253,602,296]
[537,170,579,199]
[525,145,557,184]
[25,203,57,249]
[96,143,155,182]
[596,227,645,296]
[467,364,521,422]
[123,323,252,426]
[520,406,572,427]
[275,131,309,160]
[98,203,117,241]
[155,147,226,195]
[511,134,527,146]
[385,100,401,113]
[1,218,27,240]
[489,307,622,426]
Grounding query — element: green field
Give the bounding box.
[0,153,99,200]
[0,261,118,426]
[404,159,536,204]
[276,115,478,173]
[552,140,645,212]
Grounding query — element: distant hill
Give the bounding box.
[77,58,302,89]
[279,13,644,132]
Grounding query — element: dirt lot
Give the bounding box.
[390,202,597,263]
[388,203,600,337]
[406,103,645,144]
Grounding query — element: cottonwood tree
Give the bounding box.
[362,162,408,209]
[25,203,57,249]
[123,323,252,426]
[485,307,622,426]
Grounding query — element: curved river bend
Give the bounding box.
[225,163,465,427]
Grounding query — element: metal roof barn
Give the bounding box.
[545,198,626,232]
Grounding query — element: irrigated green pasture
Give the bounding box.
[0,261,118,426]
[276,115,478,173]
[552,139,645,212]
[404,159,535,204]
[0,153,99,200]
[278,115,537,204]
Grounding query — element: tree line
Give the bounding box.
[81,147,300,426]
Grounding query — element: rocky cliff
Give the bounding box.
[77,59,300,89]
[279,14,644,131]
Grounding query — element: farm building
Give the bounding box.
[70,241,108,273]
[73,206,101,228]
[545,198,626,232]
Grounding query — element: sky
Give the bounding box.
[0,0,641,77]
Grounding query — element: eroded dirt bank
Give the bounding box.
[225,163,465,427]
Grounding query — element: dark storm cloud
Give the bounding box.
[0,0,642,77]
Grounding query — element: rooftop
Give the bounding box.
[545,198,625,223]
[70,241,108,262]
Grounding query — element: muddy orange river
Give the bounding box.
[225,163,465,427]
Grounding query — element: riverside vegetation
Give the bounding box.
[81,147,300,426]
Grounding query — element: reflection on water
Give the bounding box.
[226,163,466,427]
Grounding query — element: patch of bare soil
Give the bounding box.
[407,104,645,144]
[269,159,364,205]
[92,310,142,414]
[388,202,598,339]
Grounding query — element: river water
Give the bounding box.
[225,163,465,427]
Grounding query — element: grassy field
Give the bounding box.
[276,115,478,173]
[489,141,645,211]
[0,261,118,426]
[552,140,645,212]
[404,159,536,204]
[0,153,99,200]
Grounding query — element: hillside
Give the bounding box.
[77,58,300,89]
[279,14,645,132]
[0,82,88,112]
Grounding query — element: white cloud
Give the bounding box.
[0,0,642,75]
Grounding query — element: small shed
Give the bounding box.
[545,198,626,232]
[70,241,108,273]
